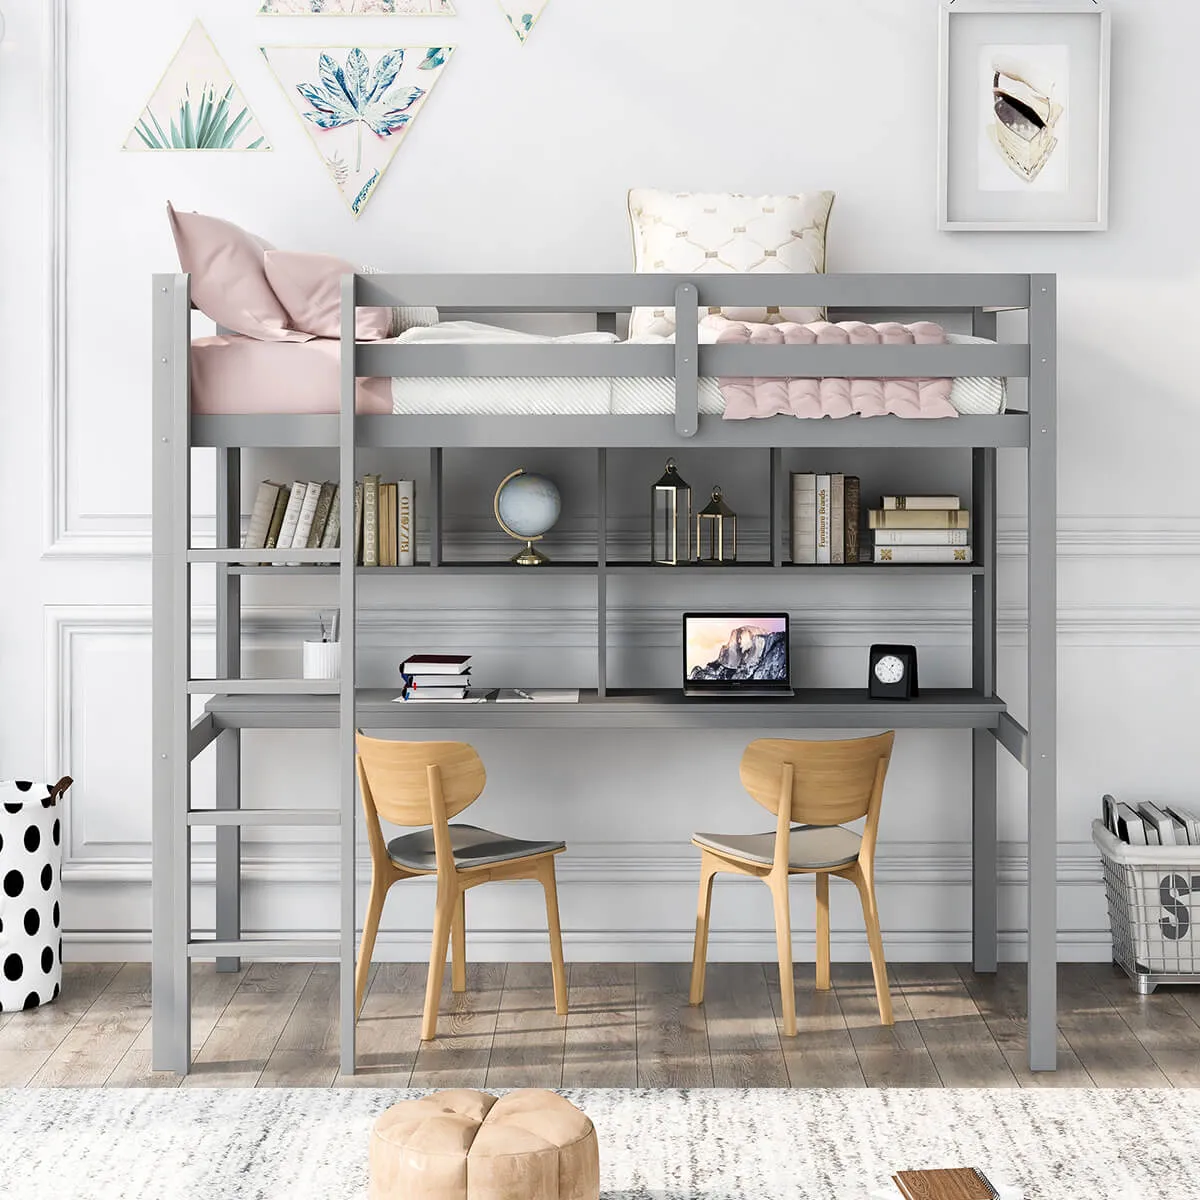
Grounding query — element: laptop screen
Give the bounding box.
[683,613,790,687]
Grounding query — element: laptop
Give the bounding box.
[682,612,794,698]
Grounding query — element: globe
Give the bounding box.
[494,470,561,565]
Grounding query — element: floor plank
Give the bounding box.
[30,963,152,1087]
[1086,963,1200,1087]
[893,963,1017,1088]
[0,963,121,1084]
[1054,963,1169,1087]
[702,963,788,1088]
[408,963,503,1089]
[106,965,247,1088]
[259,964,341,1087]
[337,963,420,1088]
[766,963,866,1087]
[956,965,1093,1087]
[635,962,713,1088]
[181,963,312,1088]
[835,963,943,1087]
[562,963,637,1088]
[485,962,567,1089]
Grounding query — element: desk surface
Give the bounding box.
[204,687,1006,732]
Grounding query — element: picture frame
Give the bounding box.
[938,0,1110,231]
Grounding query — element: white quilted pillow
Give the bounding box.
[627,189,835,340]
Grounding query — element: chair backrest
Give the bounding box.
[355,735,485,828]
[739,733,895,828]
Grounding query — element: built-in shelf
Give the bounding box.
[204,687,1007,732]
[225,561,982,577]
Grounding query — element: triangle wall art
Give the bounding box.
[263,45,453,217]
[125,20,270,151]
[259,1,455,14]
[499,0,550,44]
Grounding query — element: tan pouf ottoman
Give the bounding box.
[369,1088,600,1200]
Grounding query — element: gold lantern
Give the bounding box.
[651,458,692,565]
[696,487,737,564]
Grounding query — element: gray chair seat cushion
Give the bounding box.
[387,823,565,872]
[693,824,861,870]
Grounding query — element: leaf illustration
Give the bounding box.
[351,169,381,215]
[420,47,447,70]
[297,48,424,171]
[135,81,263,149]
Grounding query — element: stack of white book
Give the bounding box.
[791,472,860,565]
[870,495,972,565]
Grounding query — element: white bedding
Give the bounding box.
[386,322,1006,417]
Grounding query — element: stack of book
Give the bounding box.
[359,475,415,568]
[243,480,341,557]
[790,472,861,565]
[869,495,972,565]
[1103,794,1200,846]
[399,653,472,700]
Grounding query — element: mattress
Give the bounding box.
[190,323,1007,417]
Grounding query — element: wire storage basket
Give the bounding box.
[1093,819,1200,994]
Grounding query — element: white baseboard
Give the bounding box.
[64,927,1114,965]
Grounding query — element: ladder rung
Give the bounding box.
[187,808,340,827]
[187,679,340,695]
[187,939,340,959]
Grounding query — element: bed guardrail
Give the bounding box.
[345,273,1036,438]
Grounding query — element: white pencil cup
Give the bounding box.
[302,640,341,680]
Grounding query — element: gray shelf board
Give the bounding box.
[229,565,338,576]
[363,562,600,575]
[187,678,340,695]
[191,413,1031,451]
[205,687,1006,732]
[190,549,334,564]
[608,561,984,577]
[357,342,1026,381]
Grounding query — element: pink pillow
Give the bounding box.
[167,203,310,342]
[263,250,394,341]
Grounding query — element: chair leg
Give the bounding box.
[770,874,797,1038]
[815,871,831,991]
[689,854,718,1006]
[451,890,466,994]
[539,858,568,1017]
[851,863,894,1026]
[421,879,457,1041]
[355,871,388,1018]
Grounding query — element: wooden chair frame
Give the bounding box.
[689,733,895,1036]
[354,735,567,1040]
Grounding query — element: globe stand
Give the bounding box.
[512,539,550,567]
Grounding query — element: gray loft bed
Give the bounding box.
[152,272,1057,1076]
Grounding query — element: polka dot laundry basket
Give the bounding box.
[0,777,72,1012]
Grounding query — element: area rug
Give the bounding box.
[0,1087,1196,1199]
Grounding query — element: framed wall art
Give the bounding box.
[938,0,1110,231]
[259,1,456,13]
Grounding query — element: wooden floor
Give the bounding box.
[2,961,1198,1089]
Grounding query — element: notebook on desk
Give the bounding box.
[682,612,793,698]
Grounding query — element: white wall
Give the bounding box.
[4,0,1199,963]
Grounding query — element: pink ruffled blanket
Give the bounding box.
[707,316,958,420]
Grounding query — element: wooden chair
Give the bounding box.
[355,735,568,1040]
[688,732,895,1036]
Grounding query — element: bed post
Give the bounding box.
[1026,274,1058,1070]
[339,274,359,1077]
[673,283,699,438]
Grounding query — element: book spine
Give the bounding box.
[276,483,308,550]
[815,474,831,564]
[288,481,322,561]
[384,483,397,568]
[319,485,341,551]
[882,495,961,510]
[869,509,970,530]
[844,476,860,565]
[873,545,974,564]
[872,528,970,546]
[307,482,336,549]
[243,482,280,550]
[263,486,291,550]
[363,475,380,568]
[790,473,816,564]
[397,479,415,566]
[354,482,364,564]
[830,474,845,565]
